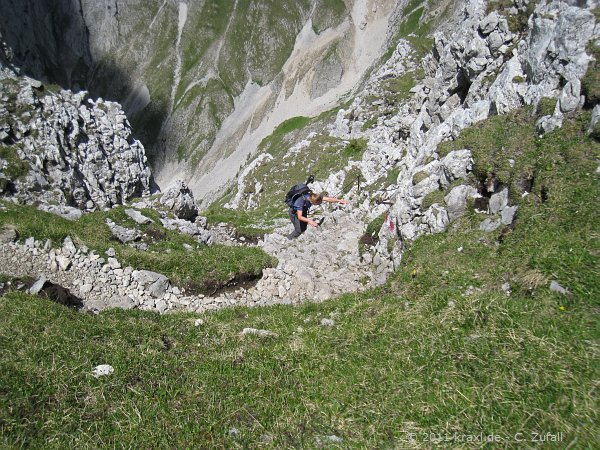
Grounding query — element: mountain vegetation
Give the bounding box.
[1,108,598,447]
[0,0,598,447]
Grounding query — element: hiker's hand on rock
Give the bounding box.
[338,199,349,205]
[309,220,318,228]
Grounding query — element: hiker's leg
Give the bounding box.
[288,210,303,239]
[299,210,308,234]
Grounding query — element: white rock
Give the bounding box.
[62,236,77,255]
[125,208,153,224]
[242,328,277,337]
[489,189,509,215]
[550,280,569,295]
[80,284,93,294]
[107,257,121,270]
[56,255,71,271]
[29,277,47,295]
[92,364,114,378]
[320,318,335,327]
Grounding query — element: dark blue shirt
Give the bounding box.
[292,194,311,211]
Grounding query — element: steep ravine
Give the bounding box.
[157,0,401,205]
[0,0,403,204]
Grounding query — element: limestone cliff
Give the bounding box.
[0,39,151,215]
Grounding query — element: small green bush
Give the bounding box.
[385,168,400,186]
[386,237,398,253]
[342,138,368,159]
[341,167,363,194]
[366,213,386,238]
[582,42,600,106]
[486,0,535,33]
[421,189,446,210]
[537,97,558,117]
[589,118,600,141]
[0,145,30,180]
[381,70,423,105]
[361,116,378,131]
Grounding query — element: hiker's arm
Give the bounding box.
[323,196,348,205]
[296,210,318,227]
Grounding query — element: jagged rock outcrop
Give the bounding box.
[158,180,198,221]
[0,67,152,211]
[321,0,598,270]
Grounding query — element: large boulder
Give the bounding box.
[159,180,198,221]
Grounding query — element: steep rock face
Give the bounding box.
[0,0,92,89]
[0,0,402,203]
[0,58,151,211]
[327,0,597,225]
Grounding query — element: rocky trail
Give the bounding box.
[0,170,522,315]
[0,205,377,314]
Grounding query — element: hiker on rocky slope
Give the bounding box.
[286,185,348,239]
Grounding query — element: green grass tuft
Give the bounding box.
[0,145,30,182]
[421,189,446,209]
[412,170,429,185]
[268,116,311,145]
[342,138,367,159]
[381,69,424,106]
[486,0,535,33]
[366,213,386,238]
[582,41,600,106]
[537,97,558,117]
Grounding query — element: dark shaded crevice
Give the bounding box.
[454,68,472,103]
[181,272,263,297]
[0,275,84,310]
[0,0,170,172]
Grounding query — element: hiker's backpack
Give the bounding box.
[284,183,311,208]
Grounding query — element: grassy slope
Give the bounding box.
[1,109,598,447]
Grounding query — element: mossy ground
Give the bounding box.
[1,109,598,447]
